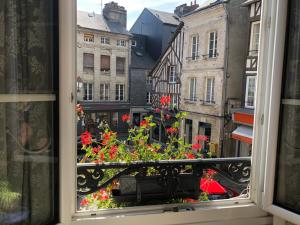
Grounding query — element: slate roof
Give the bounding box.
[146,8,180,26]
[77,10,130,36]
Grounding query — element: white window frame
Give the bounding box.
[116,84,125,101]
[168,65,176,83]
[101,36,110,45]
[191,34,199,60]
[245,76,256,109]
[205,77,215,104]
[249,21,260,56]
[189,77,197,102]
[146,92,151,104]
[58,0,285,224]
[83,82,93,101]
[100,83,109,101]
[208,31,217,58]
[117,39,126,47]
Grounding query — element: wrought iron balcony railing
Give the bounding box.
[77,157,251,203]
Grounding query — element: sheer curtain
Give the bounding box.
[0,0,58,224]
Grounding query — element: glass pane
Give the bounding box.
[274,0,300,214]
[0,0,57,94]
[0,101,57,224]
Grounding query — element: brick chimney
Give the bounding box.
[174,1,199,17]
[103,1,127,28]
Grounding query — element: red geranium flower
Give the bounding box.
[99,151,105,161]
[80,131,92,145]
[109,146,118,160]
[80,198,89,207]
[103,131,112,141]
[160,95,171,106]
[166,127,178,134]
[140,120,148,127]
[185,153,196,159]
[195,135,209,142]
[122,114,130,122]
[207,169,217,176]
[192,143,202,150]
[99,189,109,201]
[92,146,101,154]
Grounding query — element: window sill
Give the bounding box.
[71,201,271,225]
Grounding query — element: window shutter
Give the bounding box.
[101,55,110,71]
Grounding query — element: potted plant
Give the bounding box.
[77,96,212,209]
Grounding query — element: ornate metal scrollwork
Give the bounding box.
[227,162,251,183]
[77,166,105,195]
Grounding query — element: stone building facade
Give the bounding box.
[180,0,249,156]
[77,2,131,136]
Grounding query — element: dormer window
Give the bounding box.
[131,40,137,47]
[84,33,94,42]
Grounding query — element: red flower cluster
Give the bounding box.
[121,114,130,123]
[206,169,217,176]
[166,127,178,134]
[160,95,171,106]
[155,108,161,113]
[195,135,209,142]
[192,143,202,150]
[80,198,89,207]
[185,153,196,159]
[109,146,118,160]
[140,120,148,127]
[92,146,101,154]
[99,189,109,201]
[80,131,92,145]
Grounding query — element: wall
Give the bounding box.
[77,28,130,102]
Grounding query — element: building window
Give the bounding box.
[172,95,178,107]
[83,53,94,73]
[205,77,215,104]
[101,36,110,44]
[116,84,125,101]
[83,83,93,101]
[100,55,110,72]
[100,84,110,101]
[245,76,256,108]
[147,92,151,104]
[84,33,94,42]
[249,21,260,56]
[116,57,126,74]
[131,40,137,47]
[189,78,197,102]
[117,39,126,47]
[191,35,199,60]
[208,31,218,58]
[168,65,176,83]
[146,76,152,85]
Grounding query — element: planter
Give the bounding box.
[112,173,200,203]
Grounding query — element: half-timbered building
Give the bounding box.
[230,0,261,157]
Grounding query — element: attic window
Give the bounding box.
[131,40,137,47]
[84,33,94,42]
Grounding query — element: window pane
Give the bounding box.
[274,0,300,214]
[0,0,57,94]
[116,57,125,74]
[0,101,57,225]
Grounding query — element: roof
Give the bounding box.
[77,11,130,36]
[182,0,228,17]
[241,0,260,7]
[146,8,180,25]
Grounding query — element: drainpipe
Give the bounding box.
[221,3,230,157]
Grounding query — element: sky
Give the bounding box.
[77,0,206,29]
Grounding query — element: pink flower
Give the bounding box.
[155,108,161,113]
[195,135,209,142]
[99,189,109,201]
[165,114,171,120]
